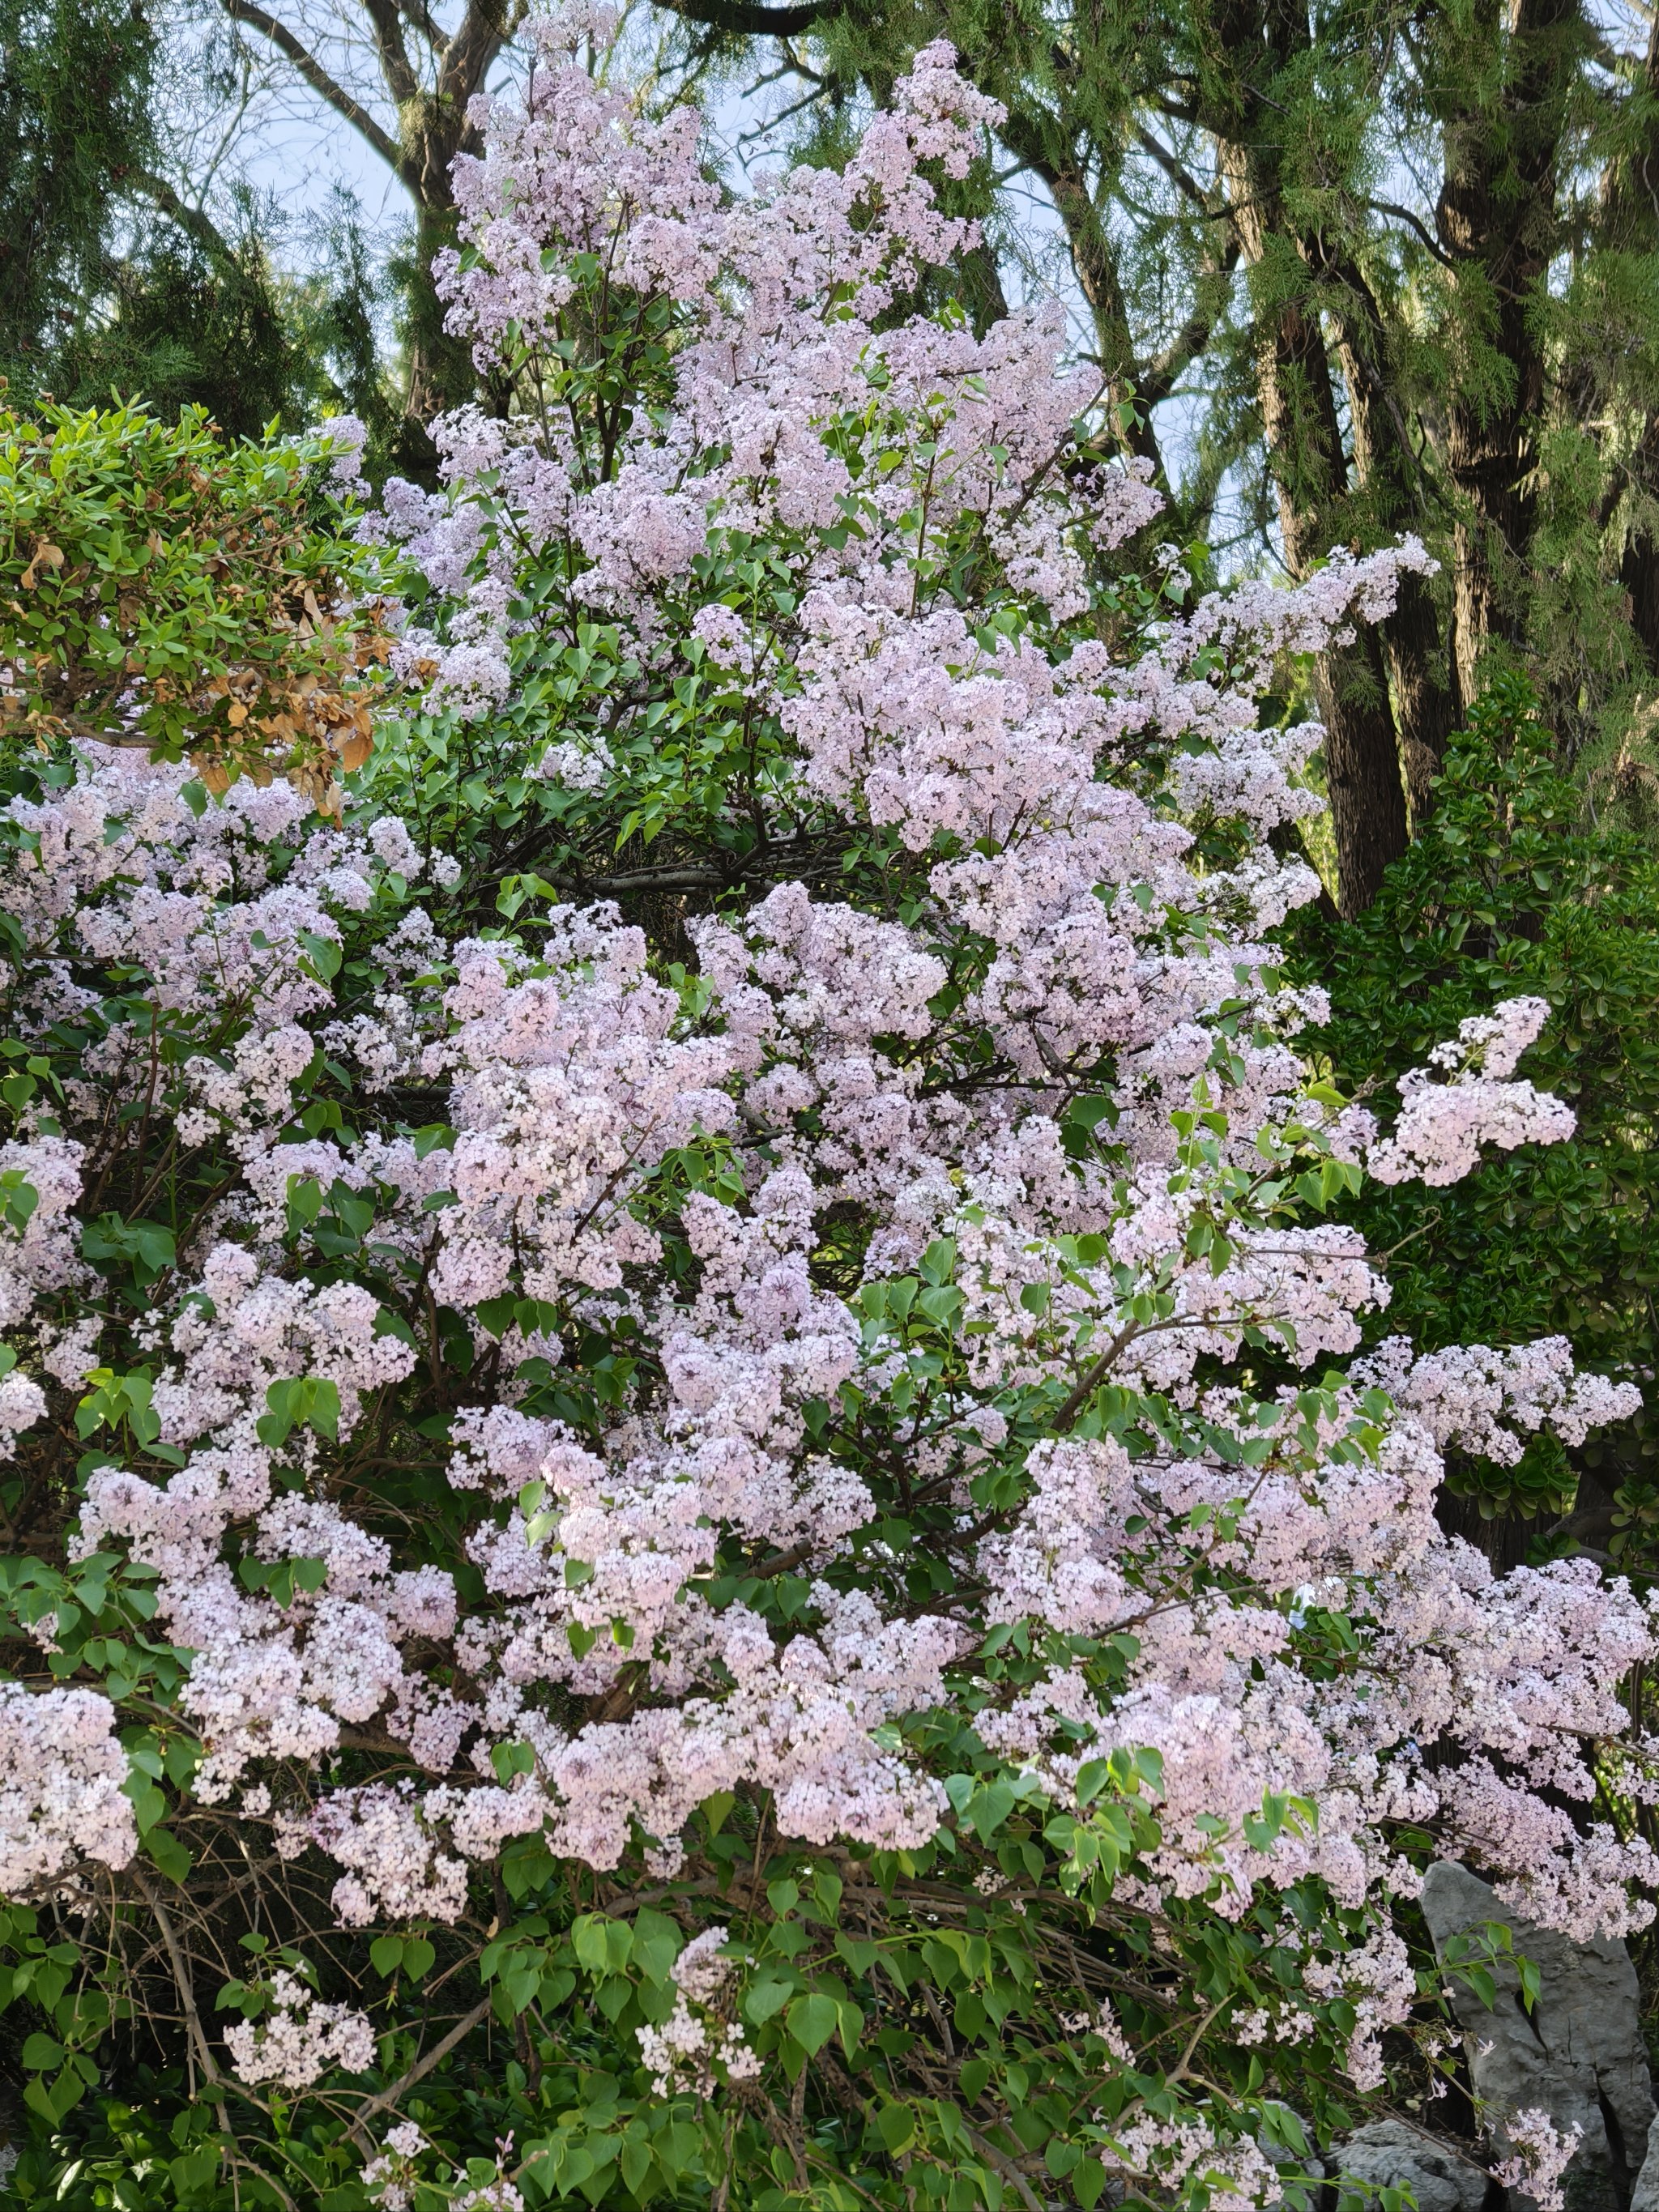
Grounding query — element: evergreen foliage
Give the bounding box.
[1291,678,1659,1557]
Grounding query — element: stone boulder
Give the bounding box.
[1627,2129,1659,2212]
[1327,2120,1488,2212]
[1419,1862,1655,2212]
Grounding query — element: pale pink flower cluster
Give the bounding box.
[454,2183,523,2212]
[966,1388,1651,1932]
[1060,1996,1136,2064]
[1107,2116,1285,2212]
[1355,1336,1642,1467]
[0,1684,137,1894]
[362,2123,428,2212]
[1491,2109,1584,2212]
[1366,999,1575,1186]
[308,1784,469,1928]
[223,1967,376,2089]
[0,1132,87,1334]
[634,1925,761,2095]
[318,414,369,493]
[1299,1928,1416,2091]
[384,11,1182,718]
[1494,1822,1659,1943]
[0,747,415,1160]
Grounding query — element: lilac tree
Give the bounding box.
[0,19,1651,2211]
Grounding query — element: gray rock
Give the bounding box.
[1328,2120,1488,2212]
[1420,1861,1656,2212]
[1627,2130,1659,2212]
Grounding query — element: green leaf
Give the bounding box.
[834,1934,879,1977]
[571,1913,632,1976]
[785,1991,839,2056]
[297,928,343,981]
[170,2146,222,2197]
[620,2137,652,2195]
[1075,2155,1107,2209]
[965,1781,1016,1840]
[744,1975,794,2025]
[257,1375,341,1448]
[24,2071,79,2125]
[876,2103,915,2155]
[143,1826,194,1883]
[631,1908,682,1988]
[121,1771,168,1836]
[370,1935,404,1977]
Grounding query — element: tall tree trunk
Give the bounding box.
[395,163,478,437]
[1602,11,1659,673]
[1435,0,1582,710]
[1220,136,1410,914]
[1323,250,1459,817]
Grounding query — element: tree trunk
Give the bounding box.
[1314,644,1413,914]
[397,190,478,435]
[1602,11,1659,675]
[1324,250,1459,817]
[1435,0,1581,710]
[217,0,520,450]
[1220,128,1410,914]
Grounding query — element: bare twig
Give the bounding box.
[345,1997,493,2152]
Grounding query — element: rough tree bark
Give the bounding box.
[1601,6,1659,675]
[1319,243,1459,818]
[1434,0,1581,710]
[1208,0,1411,916]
